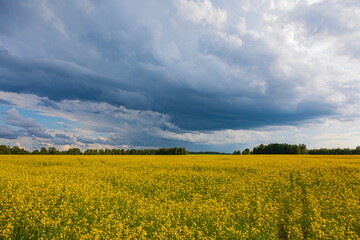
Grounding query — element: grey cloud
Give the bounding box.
[54,133,72,139]
[0,0,357,133]
[0,125,23,139]
[289,1,360,58]
[3,108,39,128]
[0,48,148,110]
[1,47,334,131]
[2,108,52,138]
[0,98,14,105]
[291,1,360,36]
[76,136,105,144]
[27,127,52,139]
[37,99,60,110]
[51,133,77,145]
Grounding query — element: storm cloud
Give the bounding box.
[1,0,360,150]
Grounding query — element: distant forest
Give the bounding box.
[1,143,360,155]
[0,145,187,155]
[233,143,360,155]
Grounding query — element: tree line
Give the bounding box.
[233,143,360,155]
[307,147,360,155]
[0,145,187,155]
[2,144,360,155]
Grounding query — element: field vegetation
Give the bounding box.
[0,155,359,239]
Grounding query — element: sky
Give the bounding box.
[1,0,360,152]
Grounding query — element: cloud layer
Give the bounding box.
[1,0,360,150]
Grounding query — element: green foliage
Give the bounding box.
[32,149,40,155]
[252,143,308,154]
[3,143,360,156]
[67,148,81,155]
[242,148,251,155]
[48,147,58,155]
[0,145,30,154]
[308,146,360,155]
[156,148,187,155]
[0,145,188,155]
[40,147,48,155]
[232,150,241,155]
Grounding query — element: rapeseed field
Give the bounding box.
[0,155,359,239]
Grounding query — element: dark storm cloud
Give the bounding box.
[0,0,357,135]
[0,47,148,110]
[0,44,334,131]
[37,99,60,110]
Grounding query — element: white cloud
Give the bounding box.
[215,31,243,48]
[2,108,52,139]
[0,91,176,149]
[3,108,39,128]
[174,0,227,28]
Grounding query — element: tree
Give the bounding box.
[1,146,189,155]
[10,146,29,154]
[48,147,58,155]
[67,148,81,155]
[32,149,40,155]
[242,148,251,155]
[40,147,48,155]
[233,150,241,155]
[0,145,11,154]
[354,146,360,154]
[299,144,308,154]
[98,149,105,155]
[252,143,307,154]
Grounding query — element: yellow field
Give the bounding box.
[0,155,359,239]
